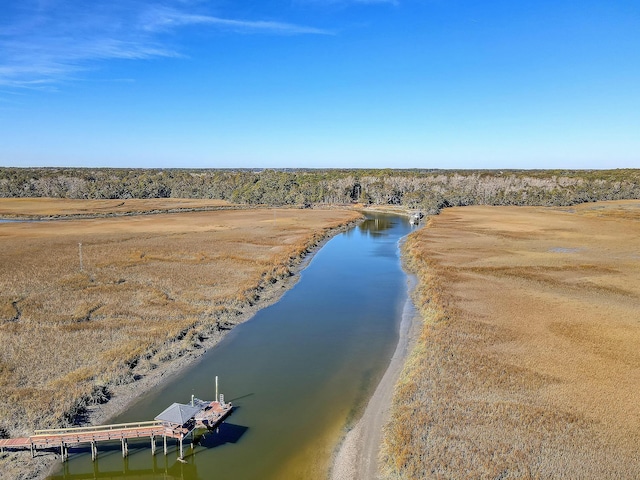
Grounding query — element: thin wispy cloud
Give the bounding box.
[0,1,330,89]
[141,7,332,35]
[297,0,399,6]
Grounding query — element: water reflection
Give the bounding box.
[357,214,395,236]
[50,213,412,480]
[50,451,199,479]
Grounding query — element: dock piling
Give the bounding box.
[59,443,69,463]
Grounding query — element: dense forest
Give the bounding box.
[1,168,639,213]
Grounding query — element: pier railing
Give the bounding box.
[32,420,163,437]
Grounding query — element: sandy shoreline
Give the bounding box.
[330,272,422,480]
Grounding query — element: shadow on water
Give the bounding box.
[227,393,255,403]
[197,423,249,448]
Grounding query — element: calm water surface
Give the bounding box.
[49,213,413,480]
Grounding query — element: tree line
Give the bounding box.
[1,167,639,214]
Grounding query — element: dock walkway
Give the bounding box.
[0,399,232,462]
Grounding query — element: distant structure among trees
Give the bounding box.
[1,167,639,214]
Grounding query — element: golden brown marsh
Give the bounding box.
[382,200,640,478]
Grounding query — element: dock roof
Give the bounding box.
[154,402,201,425]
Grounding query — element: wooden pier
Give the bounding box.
[0,399,232,463]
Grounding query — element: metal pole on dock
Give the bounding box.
[163,435,167,456]
[91,441,97,461]
[151,435,156,456]
[215,376,219,402]
[179,437,184,459]
[121,438,128,458]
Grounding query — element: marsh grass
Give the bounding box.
[0,203,360,438]
[381,200,640,478]
[0,198,231,218]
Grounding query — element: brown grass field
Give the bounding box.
[0,198,231,218]
[0,199,361,442]
[381,200,640,479]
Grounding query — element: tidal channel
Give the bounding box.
[49,213,414,480]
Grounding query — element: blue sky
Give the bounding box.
[1,0,639,169]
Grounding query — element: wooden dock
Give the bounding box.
[0,399,232,462]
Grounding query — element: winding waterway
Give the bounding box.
[49,213,413,480]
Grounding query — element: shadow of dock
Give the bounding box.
[197,422,248,449]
